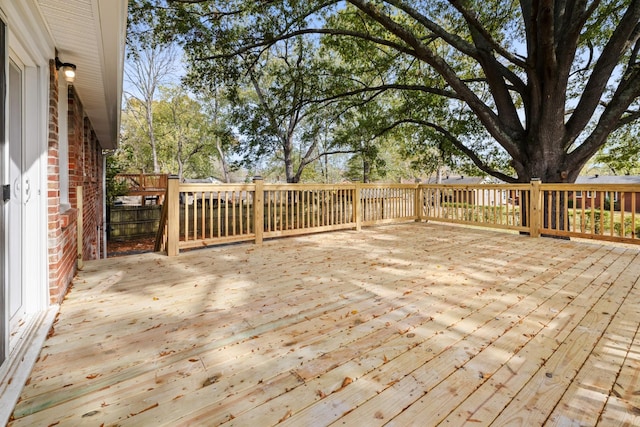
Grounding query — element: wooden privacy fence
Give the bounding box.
[155,177,640,255]
[110,205,163,240]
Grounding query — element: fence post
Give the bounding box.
[354,183,362,231]
[140,172,146,206]
[414,180,422,222]
[167,175,180,256]
[253,176,264,245]
[530,178,541,237]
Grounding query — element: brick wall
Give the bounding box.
[79,117,104,260]
[47,59,105,304]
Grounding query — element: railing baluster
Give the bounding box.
[620,192,625,237]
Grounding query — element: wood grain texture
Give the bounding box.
[8,223,640,426]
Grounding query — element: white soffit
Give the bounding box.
[36,0,127,149]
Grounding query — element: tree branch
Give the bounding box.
[316,83,460,104]
[566,2,640,141]
[375,117,518,183]
[196,28,417,61]
[346,0,522,159]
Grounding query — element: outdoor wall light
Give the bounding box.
[55,57,77,84]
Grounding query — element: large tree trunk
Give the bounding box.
[215,138,230,183]
[145,105,160,174]
[176,140,184,181]
[517,141,576,234]
[362,158,371,183]
[283,134,297,183]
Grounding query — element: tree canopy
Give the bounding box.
[129,0,640,183]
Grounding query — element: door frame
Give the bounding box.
[4,19,49,316]
[0,5,56,424]
[0,0,58,412]
[0,16,6,369]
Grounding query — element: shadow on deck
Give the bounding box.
[9,223,640,426]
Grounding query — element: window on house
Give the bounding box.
[575,191,583,198]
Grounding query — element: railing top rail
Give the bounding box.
[420,183,531,189]
[115,173,169,191]
[178,183,255,191]
[117,173,167,176]
[540,183,640,191]
[359,183,418,189]
[264,183,358,190]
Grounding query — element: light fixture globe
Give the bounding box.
[55,57,77,84]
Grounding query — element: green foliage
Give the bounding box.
[129,0,640,184]
[117,97,155,173]
[577,210,640,238]
[105,155,129,206]
[117,81,237,181]
[225,36,354,182]
[594,124,640,175]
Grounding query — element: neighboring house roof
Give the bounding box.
[36,0,128,149]
[575,175,640,185]
[183,178,223,184]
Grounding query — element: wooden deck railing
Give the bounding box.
[155,177,640,255]
[114,173,168,204]
[420,183,532,233]
[115,173,168,191]
[539,183,640,244]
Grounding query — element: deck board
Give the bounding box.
[8,223,640,426]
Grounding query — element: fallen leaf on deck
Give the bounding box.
[129,402,159,417]
[203,374,221,387]
[86,373,100,379]
[279,409,293,422]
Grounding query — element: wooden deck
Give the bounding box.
[9,223,640,426]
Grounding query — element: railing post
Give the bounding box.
[77,186,84,270]
[414,180,422,222]
[354,183,362,231]
[167,175,180,256]
[530,178,541,237]
[253,176,264,245]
